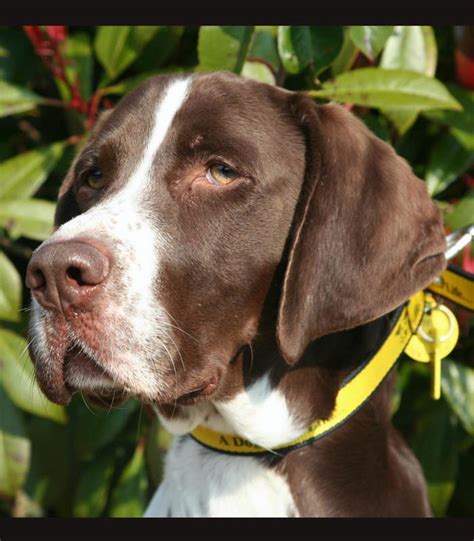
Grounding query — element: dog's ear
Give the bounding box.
[276,96,447,365]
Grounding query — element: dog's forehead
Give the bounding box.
[98,72,286,145]
[131,71,276,114]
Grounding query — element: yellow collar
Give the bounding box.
[190,265,473,457]
[427,265,474,311]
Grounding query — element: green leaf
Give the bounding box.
[0,250,21,322]
[0,28,40,86]
[134,27,185,73]
[383,108,419,135]
[442,360,474,435]
[198,26,254,73]
[309,26,344,75]
[0,141,66,201]
[63,32,93,101]
[425,133,473,196]
[255,26,278,36]
[24,416,73,515]
[277,26,343,76]
[0,199,55,241]
[331,27,359,76]
[381,26,437,77]
[73,399,138,461]
[0,329,67,424]
[109,444,147,517]
[291,27,313,71]
[277,26,311,74]
[73,453,116,517]
[145,416,171,488]
[248,29,280,72]
[0,80,45,118]
[424,83,474,134]
[446,189,474,230]
[95,26,159,83]
[379,27,438,134]
[411,400,459,516]
[241,60,276,85]
[311,68,462,112]
[452,128,474,152]
[0,386,31,498]
[349,26,393,61]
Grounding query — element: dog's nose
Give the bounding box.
[26,241,110,313]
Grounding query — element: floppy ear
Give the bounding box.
[277,96,447,365]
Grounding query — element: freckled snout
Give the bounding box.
[26,241,110,314]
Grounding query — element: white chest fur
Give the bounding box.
[145,374,302,517]
[144,437,297,517]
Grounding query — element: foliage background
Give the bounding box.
[0,25,473,518]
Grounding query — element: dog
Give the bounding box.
[26,71,447,517]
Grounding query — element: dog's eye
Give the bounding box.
[83,168,104,190]
[206,163,238,186]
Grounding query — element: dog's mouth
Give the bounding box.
[29,300,230,409]
[32,334,222,410]
[65,345,113,383]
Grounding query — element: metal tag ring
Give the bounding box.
[417,304,456,344]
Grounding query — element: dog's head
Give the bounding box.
[26,72,446,407]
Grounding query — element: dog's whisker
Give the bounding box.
[15,336,40,408]
[80,391,97,416]
[106,388,117,416]
[18,337,34,366]
[162,332,186,373]
[158,340,179,418]
[161,322,198,343]
[160,308,199,343]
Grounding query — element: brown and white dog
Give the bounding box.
[26,72,447,517]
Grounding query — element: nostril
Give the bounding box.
[66,266,86,287]
[31,269,46,291]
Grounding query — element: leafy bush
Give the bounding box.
[0,25,473,517]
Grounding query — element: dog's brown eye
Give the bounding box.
[84,168,104,190]
[206,163,238,186]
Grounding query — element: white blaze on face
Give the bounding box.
[30,77,192,398]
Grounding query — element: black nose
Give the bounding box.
[26,241,110,314]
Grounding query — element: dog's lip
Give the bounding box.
[64,346,112,381]
[175,375,220,406]
[63,346,131,408]
[63,345,120,394]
